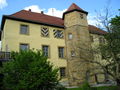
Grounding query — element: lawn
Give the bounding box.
[67,86,119,90]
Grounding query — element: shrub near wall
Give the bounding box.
[2,50,59,90]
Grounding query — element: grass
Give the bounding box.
[67,88,80,90]
[67,86,119,90]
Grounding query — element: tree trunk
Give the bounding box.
[116,79,120,90]
[95,74,99,84]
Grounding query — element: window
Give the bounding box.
[85,70,90,81]
[71,51,75,57]
[99,37,102,43]
[60,67,66,77]
[20,25,29,34]
[41,27,49,37]
[99,37,105,44]
[68,33,73,40]
[0,52,11,60]
[53,30,64,38]
[90,36,94,42]
[102,39,106,44]
[80,13,84,19]
[58,47,64,58]
[42,45,49,57]
[20,44,29,50]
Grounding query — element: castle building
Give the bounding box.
[0,3,106,86]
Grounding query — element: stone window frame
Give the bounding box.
[19,43,29,51]
[71,50,75,57]
[68,33,73,40]
[90,36,94,42]
[20,24,29,35]
[58,47,65,58]
[99,37,105,44]
[42,45,50,58]
[60,67,66,77]
[80,13,84,19]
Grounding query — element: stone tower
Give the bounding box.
[63,3,92,86]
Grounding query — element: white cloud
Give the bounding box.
[46,8,67,18]
[87,14,98,26]
[24,5,100,25]
[24,5,45,13]
[0,0,8,9]
[88,14,105,29]
[24,5,66,18]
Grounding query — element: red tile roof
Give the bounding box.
[89,25,107,35]
[66,3,86,13]
[1,3,107,35]
[10,10,64,27]
[62,3,88,19]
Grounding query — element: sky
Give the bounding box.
[0,0,119,26]
[0,0,119,48]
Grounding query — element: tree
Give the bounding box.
[100,15,120,86]
[0,61,4,89]
[88,11,120,86]
[72,8,120,86]
[2,50,59,90]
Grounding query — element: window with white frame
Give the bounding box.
[68,33,73,40]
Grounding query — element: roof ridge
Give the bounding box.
[11,10,62,20]
[10,10,25,16]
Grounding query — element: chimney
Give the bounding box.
[41,11,44,14]
[29,9,32,12]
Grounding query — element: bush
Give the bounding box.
[56,84,67,90]
[2,50,59,90]
[80,81,91,90]
[93,86,119,90]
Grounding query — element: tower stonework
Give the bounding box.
[63,3,92,86]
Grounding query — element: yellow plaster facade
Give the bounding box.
[1,19,67,67]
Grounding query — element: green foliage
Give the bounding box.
[80,82,91,90]
[67,86,119,90]
[101,15,120,60]
[110,15,120,27]
[67,88,80,90]
[2,50,59,90]
[99,15,120,86]
[93,86,119,90]
[0,62,3,89]
[56,84,67,90]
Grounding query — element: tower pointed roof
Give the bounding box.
[67,3,84,12]
[63,3,88,19]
